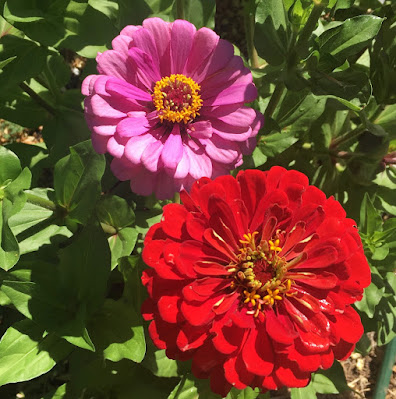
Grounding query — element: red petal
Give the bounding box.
[176,324,208,352]
[224,354,254,389]
[212,321,246,355]
[161,203,188,240]
[181,295,221,326]
[333,339,355,360]
[203,228,238,261]
[185,214,206,241]
[237,169,267,220]
[242,328,274,376]
[297,245,339,270]
[265,308,298,345]
[274,357,311,387]
[332,306,363,344]
[158,295,180,323]
[209,366,233,398]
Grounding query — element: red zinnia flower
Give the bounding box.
[141,167,371,396]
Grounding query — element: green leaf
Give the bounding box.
[174,0,216,29]
[290,385,316,399]
[96,195,135,230]
[275,91,326,129]
[0,147,31,270]
[0,319,72,386]
[42,109,92,162]
[355,271,386,318]
[0,35,48,89]
[9,188,72,255]
[54,140,105,224]
[258,130,299,160]
[90,299,146,363]
[41,383,66,399]
[118,255,145,312]
[0,145,21,184]
[255,0,289,65]
[311,362,349,394]
[1,265,94,351]
[142,344,179,378]
[168,374,221,399]
[316,15,383,71]
[108,228,138,269]
[359,193,382,237]
[88,0,119,25]
[59,223,111,317]
[0,84,49,128]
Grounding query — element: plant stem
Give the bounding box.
[295,0,326,55]
[330,126,365,149]
[19,82,57,116]
[373,338,396,399]
[176,0,185,20]
[264,82,285,120]
[25,192,57,211]
[244,2,259,69]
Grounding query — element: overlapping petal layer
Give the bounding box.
[82,18,263,199]
[142,167,371,396]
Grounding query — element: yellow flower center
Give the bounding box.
[152,74,203,124]
[228,231,296,318]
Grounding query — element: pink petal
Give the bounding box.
[86,94,127,119]
[130,165,157,196]
[82,75,99,96]
[174,149,190,179]
[142,17,172,76]
[215,106,257,128]
[97,50,128,81]
[91,133,109,154]
[161,124,183,170]
[105,77,152,102]
[107,136,125,158]
[187,120,213,139]
[192,39,234,82]
[204,81,257,106]
[111,157,136,181]
[184,139,213,179]
[185,27,219,75]
[128,47,161,89]
[132,27,159,66]
[111,34,134,55]
[124,133,158,164]
[116,113,151,138]
[141,140,164,172]
[201,135,241,164]
[170,19,196,73]
[120,25,141,37]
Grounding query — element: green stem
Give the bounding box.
[244,2,259,69]
[176,0,185,19]
[330,126,365,149]
[295,0,326,55]
[264,82,285,120]
[25,192,57,211]
[19,82,57,116]
[373,338,396,399]
[173,192,181,204]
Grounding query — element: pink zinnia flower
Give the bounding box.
[82,18,263,199]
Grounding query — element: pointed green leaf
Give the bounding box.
[0,319,72,386]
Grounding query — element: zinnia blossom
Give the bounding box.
[141,167,371,396]
[82,18,263,199]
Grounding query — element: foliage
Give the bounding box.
[0,0,395,398]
